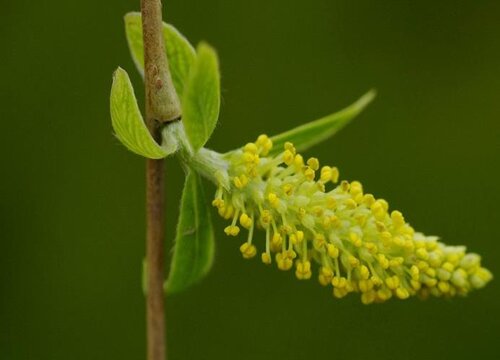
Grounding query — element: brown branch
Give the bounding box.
[141,1,181,360]
[142,0,181,126]
[145,157,166,360]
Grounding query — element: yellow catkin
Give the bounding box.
[213,135,492,303]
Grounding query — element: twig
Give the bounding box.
[142,0,181,126]
[141,1,181,360]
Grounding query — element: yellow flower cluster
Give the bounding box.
[212,135,492,303]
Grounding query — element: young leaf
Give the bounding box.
[110,67,167,159]
[124,12,196,95]
[267,90,376,156]
[165,171,215,294]
[124,13,145,76]
[182,43,221,152]
[163,24,196,96]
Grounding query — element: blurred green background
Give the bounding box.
[1,0,499,359]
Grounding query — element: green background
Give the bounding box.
[1,0,499,359]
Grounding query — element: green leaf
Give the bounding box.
[110,67,167,159]
[165,171,215,294]
[124,13,145,76]
[124,12,196,95]
[182,43,221,152]
[163,24,196,96]
[267,90,376,157]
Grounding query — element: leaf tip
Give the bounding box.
[347,89,377,116]
[196,41,219,62]
[112,66,126,79]
[362,88,377,106]
[197,41,214,51]
[123,11,141,23]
